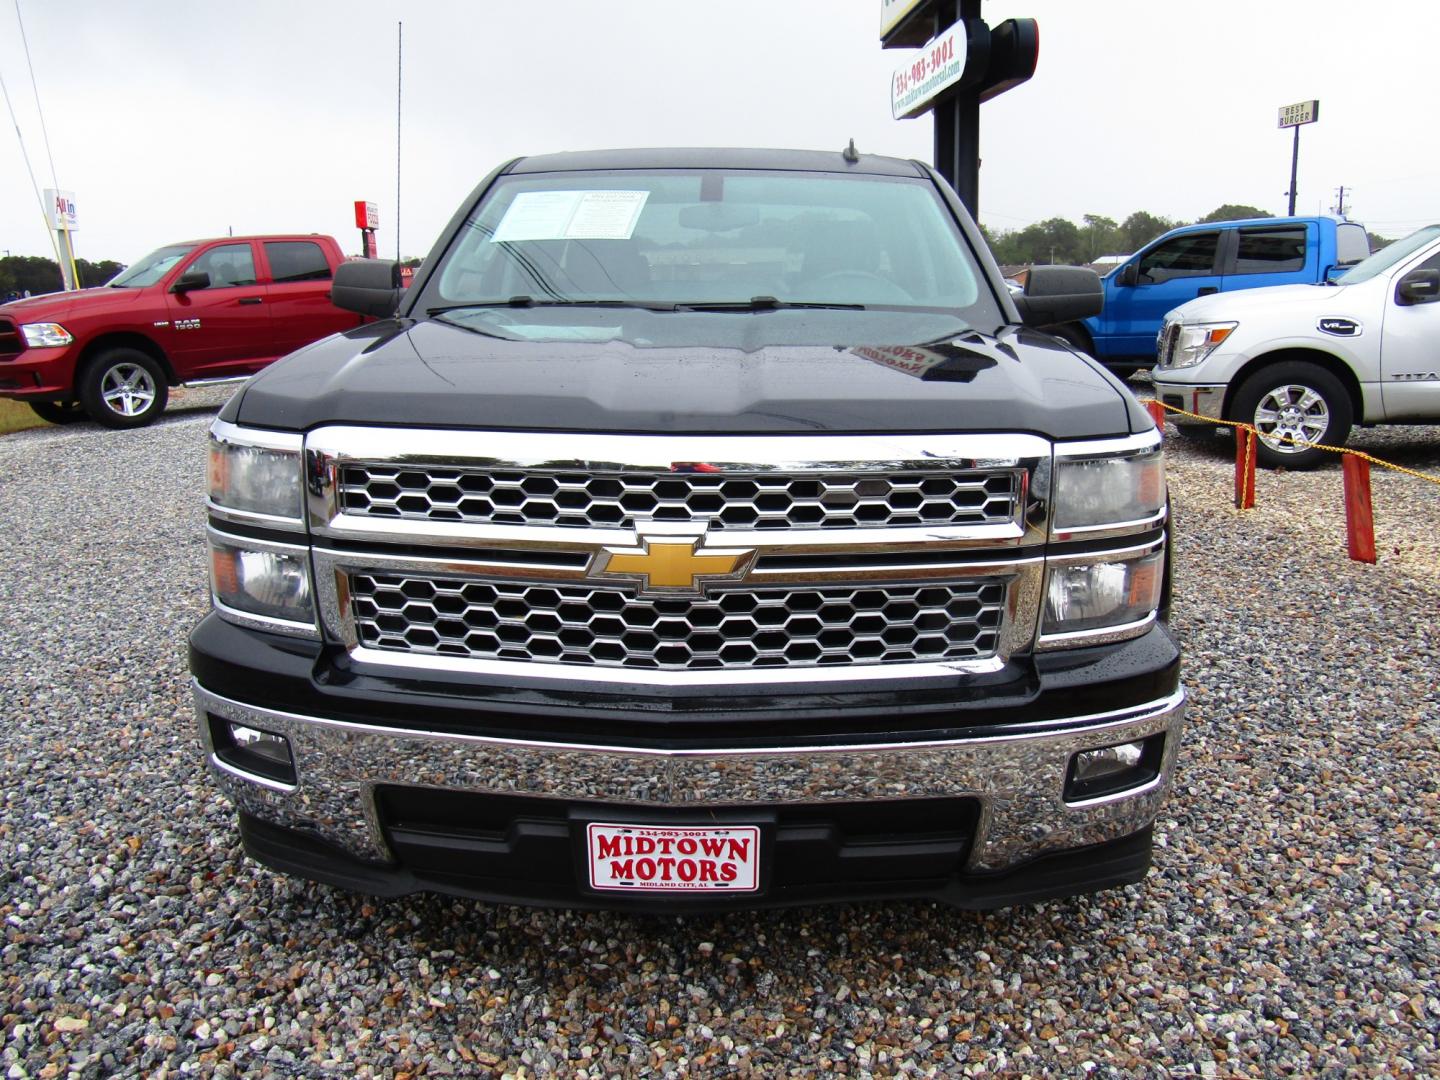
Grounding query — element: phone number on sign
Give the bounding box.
[893,36,957,96]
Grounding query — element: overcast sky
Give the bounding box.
[3,1,1437,265]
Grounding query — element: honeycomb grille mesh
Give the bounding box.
[337,466,1020,531]
[349,573,1007,671]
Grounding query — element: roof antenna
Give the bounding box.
[842,138,860,164]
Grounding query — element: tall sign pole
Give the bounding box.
[1278,99,1319,216]
[882,1,1039,217]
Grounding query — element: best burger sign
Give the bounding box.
[587,823,760,892]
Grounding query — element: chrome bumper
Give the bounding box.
[194,682,1185,874]
[1151,381,1226,422]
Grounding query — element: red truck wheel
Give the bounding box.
[79,349,170,429]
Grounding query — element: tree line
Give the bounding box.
[1,255,126,297]
[981,205,1392,268]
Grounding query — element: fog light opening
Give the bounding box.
[1065,734,1164,803]
[209,715,297,786]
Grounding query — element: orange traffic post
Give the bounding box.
[1234,428,1257,509]
[1342,455,1377,563]
[1145,399,1167,432]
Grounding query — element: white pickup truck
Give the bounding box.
[1151,224,1440,467]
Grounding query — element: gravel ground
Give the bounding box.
[2,385,1439,1078]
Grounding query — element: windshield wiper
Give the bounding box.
[428,296,676,315]
[675,296,867,312]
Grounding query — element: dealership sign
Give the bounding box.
[44,189,78,231]
[892,21,967,119]
[880,0,927,38]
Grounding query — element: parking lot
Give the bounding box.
[2,391,1438,1078]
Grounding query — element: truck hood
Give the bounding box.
[231,318,1146,439]
[1169,282,1349,322]
[0,286,149,320]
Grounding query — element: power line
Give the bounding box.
[15,1,57,190]
[0,63,64,267]
[13,0,77,287]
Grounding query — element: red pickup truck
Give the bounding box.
[0,234,362,428]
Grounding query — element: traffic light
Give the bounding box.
[979,18,1039,104]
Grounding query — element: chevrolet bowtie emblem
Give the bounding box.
[596,535,754,594]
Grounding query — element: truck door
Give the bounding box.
[260,240,357,356]
[164,241,276,377]
[1104,230,1223,357]
[1379,248,1440,420]
[1220,223,1311,293]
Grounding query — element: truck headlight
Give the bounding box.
[20,322,74,347]
[1041,548,1164,642]
[1164,321,1236,370]
[208,420,304,523]
[1052,442,1165,534]
[209,533,316,631]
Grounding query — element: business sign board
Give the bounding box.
[891,21,968,119]
[44,189,78,231]
[354,200,380,230]
[880,0,928,40]
[1278,100,1319,128]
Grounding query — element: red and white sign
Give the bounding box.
[891,21,968,120]
[586,823,760,892]
[44,188,78,231]
[354,200,380,230]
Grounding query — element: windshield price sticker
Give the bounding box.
[587,823,760,892]
[492,190,650,243]
[891,23,968,119]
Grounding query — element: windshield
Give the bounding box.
[420,169,1002,345]
[109,244,195,288]
[1336,225,1440,285]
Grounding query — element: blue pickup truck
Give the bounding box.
[1049,216,1371,372]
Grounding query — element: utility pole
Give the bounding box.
[1333,185,1348,217]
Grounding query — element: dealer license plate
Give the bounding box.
[586,823,760,893]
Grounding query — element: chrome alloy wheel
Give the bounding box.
[1252,383,1329,453]
[99,362,158,418]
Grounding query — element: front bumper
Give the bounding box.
[1152,380,1226,423]
[0,343,79,398]
[194,673,1185,909]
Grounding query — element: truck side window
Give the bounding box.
[265,241,332,283]
[1136,232,1219,283]
[188,244,257,289]
[1233,227,1306,275]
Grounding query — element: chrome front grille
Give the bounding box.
[1158,322,1181,367]
[337,465,1021,531]
[349,573,1007,671]
[308,428,1053,684]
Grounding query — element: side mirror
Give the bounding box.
[1396,268,1440,306]
[1116,263,1139,288]
[172,270,210,293]
[1012,265,1104,327]
[332,259,402,318]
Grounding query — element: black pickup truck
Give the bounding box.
[189,147,1183,911]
